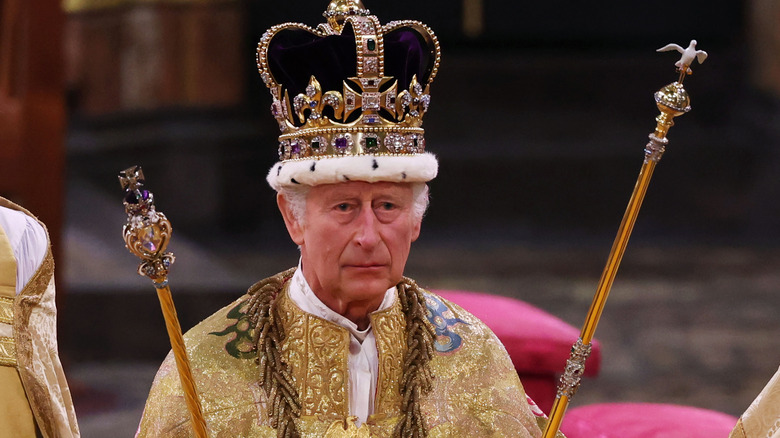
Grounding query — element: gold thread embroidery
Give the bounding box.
[245,270,435,437]
[0,336,16,367]
[277,289,350,419]
[14,249,57,437]
[0,296,13,324]
[371,296,406,417]
[324,417,371,438]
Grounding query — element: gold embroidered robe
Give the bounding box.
[730,366,780,438]
[138,271,549,437]
[0,197,80,438]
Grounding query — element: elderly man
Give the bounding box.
[138,1,558,437]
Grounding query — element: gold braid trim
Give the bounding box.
[246,268,300,438]
[395,278,435,438]
[245,271,435,438]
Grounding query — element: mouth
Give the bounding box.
[343,263,386,270]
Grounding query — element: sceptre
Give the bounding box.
[542,40,708,438]
[118,166,209,438]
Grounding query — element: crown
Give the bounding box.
[258,0,441,190]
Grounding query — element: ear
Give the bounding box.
[410,216,422,243]
[277,193,305,245]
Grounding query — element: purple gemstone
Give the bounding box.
[335,137,348,150]
[124,190,139,204]
[291,141,301,155]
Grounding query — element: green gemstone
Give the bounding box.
[312,140,320,150]
[367,39,376,52]
[365,137,378,150]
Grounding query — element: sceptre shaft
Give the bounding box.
[118,166,209,438]
[542,41,708,438]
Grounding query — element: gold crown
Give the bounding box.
[256,0,441,163]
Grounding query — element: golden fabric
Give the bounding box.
[0,336,16,367]
[0,197,80,438]
[0,296,13,325]
[730,366,780,438]
[0,366,37,438]
[0,212,36,437]
[138,271,546,437]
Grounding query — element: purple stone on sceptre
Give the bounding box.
[124,190,139,205]
[129,189,153,204]
[335,137,348,150]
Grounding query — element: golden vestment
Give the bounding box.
[138,270,553,437]
[730,365,780,438]
[0,197,80,438]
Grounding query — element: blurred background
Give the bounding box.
[3,0,780,435]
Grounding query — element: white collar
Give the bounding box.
[288,260,397,341]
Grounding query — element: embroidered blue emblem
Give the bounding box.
[423,293,469,354]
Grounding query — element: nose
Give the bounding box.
[354,205,380,248]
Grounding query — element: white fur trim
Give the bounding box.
[266,153,438,191]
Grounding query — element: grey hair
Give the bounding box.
[279,182,430,225]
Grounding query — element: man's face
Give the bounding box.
[279,181,422,314]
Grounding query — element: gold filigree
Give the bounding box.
[0,336,16,367]
[0,296,13,324]
[324,417,371,438]
[277,290,350,419]
[371,299,406,417]
[123,215,172,260]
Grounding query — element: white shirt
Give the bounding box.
[0,206,47,294]
[288,263,397,425]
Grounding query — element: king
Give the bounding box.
[136,1,556,437]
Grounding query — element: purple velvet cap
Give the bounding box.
[267,22,436,118]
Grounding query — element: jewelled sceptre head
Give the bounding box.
[118,165,209,438]
[542,42,707,438]
[119,165,175,285]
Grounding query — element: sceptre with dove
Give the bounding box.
[657,39,708,81]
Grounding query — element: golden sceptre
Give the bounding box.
[118,165,209,438]
[542,40,708,438]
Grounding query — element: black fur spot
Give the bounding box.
[343,175,351,181]
[372,159,379,170]
[277,165,282,176]
[401,172,407,179]
[291,178,300,184]
[310,162,316,172]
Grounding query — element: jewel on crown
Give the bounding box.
[257,0,441,161]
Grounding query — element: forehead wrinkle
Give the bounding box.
[311,182,412,205]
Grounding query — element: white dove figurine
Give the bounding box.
[657,39,708,74]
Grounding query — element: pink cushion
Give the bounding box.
[561,403,739,437]
[434,290,601,377]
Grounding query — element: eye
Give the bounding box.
[379,202,396,210]
[335,203,351,212]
